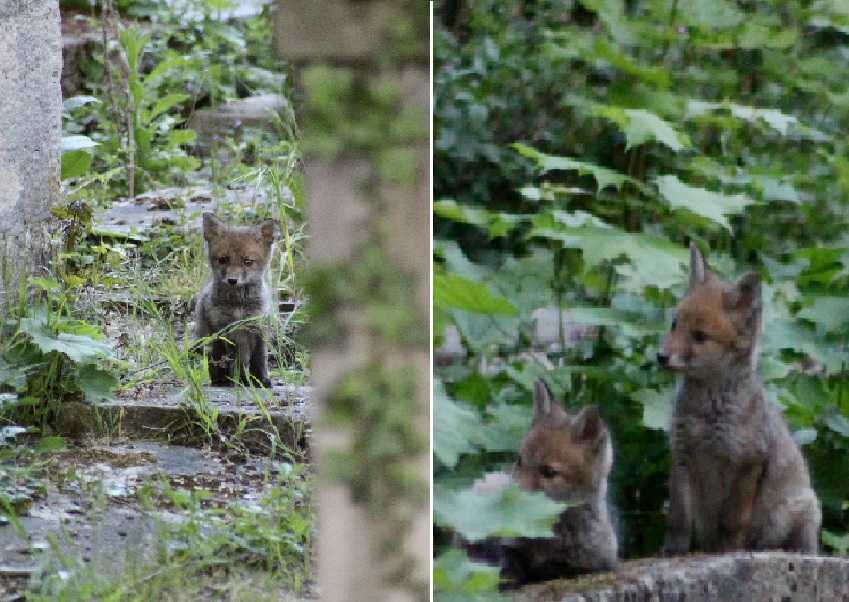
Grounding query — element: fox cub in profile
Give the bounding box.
[195,213,276,387]
[464,380,618,586]
[658,242,820,554]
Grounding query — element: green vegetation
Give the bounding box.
[434,0,849,597]
[0,0,311,597]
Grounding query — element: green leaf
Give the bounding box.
[434,482,569,541]
[655,175,755,231]
[686,100,800,136]
[434,272,519,316]
[433,548,504,600]
[168,129,197,146]
[513,143,637,192]
[19,314,112,363]
[63,95,101,111]
[568,306,663,337]
[61,151,93,180]
[433,380,483,468]
[76,364,118,402]
[823,530,849,556]
[531,220,688,290]
[797,296,849,333]
[147,93,189,122]
[594,106,689,152]
[61,135,98,152]
[633,387,674,431]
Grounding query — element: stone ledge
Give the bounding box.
[513,553,849,602]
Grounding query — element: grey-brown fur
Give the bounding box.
[194,213,276,387]
[660,243,820,555]
[461,380,618,587]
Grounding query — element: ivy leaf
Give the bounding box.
[434,482,569,541]
[655,175,755,230]
[434,272,519,316]
[513,143,637,192]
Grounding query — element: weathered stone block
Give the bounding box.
[0,0,62,307]
[513,553,849,602]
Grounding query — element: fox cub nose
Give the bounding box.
[227,278,238,285]
[656,352,669,367]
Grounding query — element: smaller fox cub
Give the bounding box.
[463,380,618,586]
[195,213,276,387]
[658,242,820,554]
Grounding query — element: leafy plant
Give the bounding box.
[434,0,849,594]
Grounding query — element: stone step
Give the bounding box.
[0,438,312,598]
[55,383,310,455]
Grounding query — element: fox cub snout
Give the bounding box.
[463,380,618,586]
[194,213,277,387]
[659,242,820,555]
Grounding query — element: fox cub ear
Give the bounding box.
[202,213,224,241]
[259,219,278,244]
[571,405,606,445]
[532,379,562,423]
[688,241,708,289]
[724,271,762,323]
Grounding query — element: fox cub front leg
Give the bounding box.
[662,462,693,556]
[247,336,271,388]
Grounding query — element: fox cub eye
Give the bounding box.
[670,317,678,331]
[217,256,229,265]
[539,465,558,479]
[243,258,254,266]
[692,329,708,343]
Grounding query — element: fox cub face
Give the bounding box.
[203,213,276,287]
[513,381,612,503]
[658,242,762,379]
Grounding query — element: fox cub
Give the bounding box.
[464,380,618,586]
[658,242,820,554]
[195,213,276,387]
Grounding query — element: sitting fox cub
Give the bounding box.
[658,242,820,554]
[195,213,276,387]
[464,380,618,586]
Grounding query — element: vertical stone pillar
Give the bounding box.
[274,1,429,599]
[0,0,62,309]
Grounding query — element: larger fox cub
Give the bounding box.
[195,213,276,387]
[658,242,820,554]
[463,380,618,586]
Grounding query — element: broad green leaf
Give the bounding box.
[655,175,755,230]
[434,272,519,316]
[19,315,112,363]
[686,100,800,135]
[513,143,637,192]
[61,135,98,152]
[823,530,849,556]
[594,106,689,152]
[76,364,118,402]
[147,93,189,122]
[825,411,849,437]
[434,482,569,541]
[797,296,849,333]
[63,96,101,111]
[434,381,483,468]
[633,387,674,431]
[433,549,504,600]
[531,221,688,290]
[61,150,93,180]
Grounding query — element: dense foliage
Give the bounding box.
[433,0,849,597]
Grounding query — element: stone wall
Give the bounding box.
[0,0,62,308]
[514,553,849,602]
